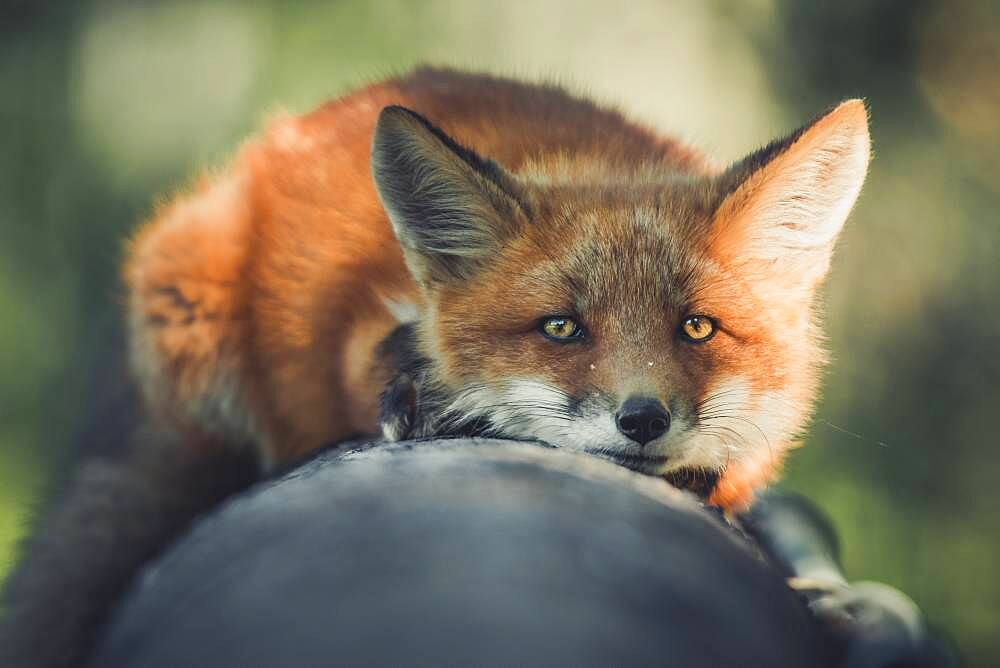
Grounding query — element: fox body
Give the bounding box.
[2,67,872,667]
[127,66,869,509]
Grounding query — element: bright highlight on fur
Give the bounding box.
[125,67,870,509]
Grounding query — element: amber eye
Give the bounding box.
[680,315,716,343]
[539,316,584,341]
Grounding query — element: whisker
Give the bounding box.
[816,418,890,448]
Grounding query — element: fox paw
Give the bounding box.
[378,373,419,442]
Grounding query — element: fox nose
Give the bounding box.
[616,397,671,445]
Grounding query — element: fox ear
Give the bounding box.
[710,100,871,295]
[371,106,525,286]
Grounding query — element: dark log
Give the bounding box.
[89,439,834,667]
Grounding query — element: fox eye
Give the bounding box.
[539,316,584,342]
[680,315,716,343]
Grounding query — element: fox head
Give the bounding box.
[371,102,870,505]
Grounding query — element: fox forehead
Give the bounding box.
[473,194,719,326]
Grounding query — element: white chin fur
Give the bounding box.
[680,377,801,472]
[443,376,799,475]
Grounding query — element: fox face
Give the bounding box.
[373,102,870,504]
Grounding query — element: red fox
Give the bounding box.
[1,66,873,668]
[126,66,869,510]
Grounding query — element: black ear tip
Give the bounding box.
[373,107,436,157]
[378,104,415,119]
[373,107,414,161]
[376,106,427,134]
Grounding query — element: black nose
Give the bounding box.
[616,397,671,445]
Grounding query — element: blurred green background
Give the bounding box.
[1,0,997,662]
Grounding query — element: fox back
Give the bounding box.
[127,66,870,508]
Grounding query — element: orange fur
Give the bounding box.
[125,67,869,508]
[126,68,702,466]
[125,167,256,448]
